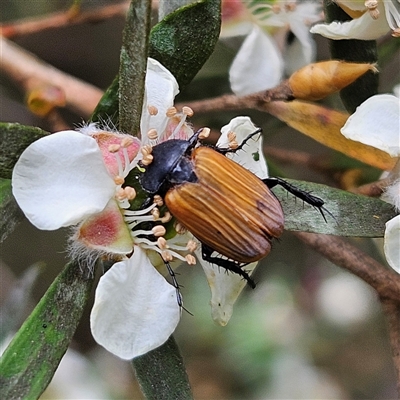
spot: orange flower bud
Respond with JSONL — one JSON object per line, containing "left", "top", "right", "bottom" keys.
{"left": 288, "top": 61, "right": 378, "bottom": 101}
{"left": 26, "top": 85, "right": 66, "bottom": 117}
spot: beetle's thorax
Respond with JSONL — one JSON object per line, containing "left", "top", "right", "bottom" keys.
{"left": 140, "top": 139, "right": 198, "bottom": 195}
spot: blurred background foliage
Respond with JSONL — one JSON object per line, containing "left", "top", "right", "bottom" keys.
{"left": 0, "top": 0, "right": 399, "bottom": 398}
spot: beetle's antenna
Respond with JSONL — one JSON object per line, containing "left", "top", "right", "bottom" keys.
{"left": 216, "top": 128, "right": 262, "bottom": 155}
{"left": 187, "top": 128, "right": 203, "bottom": 150}
{"left": 161, "top": 256, "right": 193, "bottom": 316}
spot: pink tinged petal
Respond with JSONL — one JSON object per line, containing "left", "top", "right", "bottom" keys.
{"left": 12, "top": 131, "right": 116, "bottom": 230}
{"left": 229, "top": 25, "right": 284, "bottom": 96}
{"left": 76, "top": 199, "right": 133, "bottom": 254}
{"left": 158, "top": 114, "right": 194, "bottom": 142}
{"left": 141, "top": 58, "right": 179, "bottom": 142}
{"left": 341, "top": 94, "right": 400, "bottom": 157}
{"left": 197, "top": 250, "right": 257, "bottom": 326}
{"left": 218, "top": 116, "right": 269, "bottom": 179}
{"left": 384, "top": 215, "right": 400, "bottom": 273}
{"left": 310, "top": 5, "right": 390, "bottom": 40}
{"left": 90, "top": 131, "right": 140, "bottom": 176}
{"left": 90, "top": 247, "right": 181, "bottom": 360}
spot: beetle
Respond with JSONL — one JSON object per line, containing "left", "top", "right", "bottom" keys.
{"left": 139, "top": 128, "right": 328, "bottom": 288}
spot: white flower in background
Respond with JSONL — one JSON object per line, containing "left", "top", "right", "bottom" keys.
{"left": 222, "top": 0, "right": 323, "bottom": 95}
{"left": 341, "top": 93, "right": 400, "bottom": 273}
{"left": 310, "top": 0, "right": 400, "bottom": 39}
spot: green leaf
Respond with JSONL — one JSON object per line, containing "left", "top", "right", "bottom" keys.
{"left": 132, "top": 335, "right": 193, "bottom": 400}
{"left": 0, "top": 178, "right": 23, "bottom": 244}
{"left": 324, "top": 0, "right": 378, "bottom": 113}
{"left": 273, "top": 179, "right": 397, "bottom": 237}
{"left": 0, "top": 123, "right": 49, "bottom": 179}
{"left": 149, "top": 0, "right": 221, "bottom": 89}
{"left": 92, "top": 0, "right": 221, "bottom": 123}
{"left": 119, "top": 0, "right": 152, "bottom": 134}
{"left": 91, "top": 74, "right": 120, "bottom": 125}
{"left": 0, "top": 261, "right": 94, "bottom": 400}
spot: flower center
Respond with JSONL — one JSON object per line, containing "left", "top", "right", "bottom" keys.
{"left": 104, "top": 127, "right": 198, "bottom": 266}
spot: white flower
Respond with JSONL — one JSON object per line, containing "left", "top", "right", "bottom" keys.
{"left": 341, "top": 94, "right": 400, "bottom": 157}
{"left": 12, "top": 58, "right": 197, "bottom": 359}
{"left": 310, "top": 0, "right": 400, "bottom": 40}
{"left": 340, "top": 93, "right": 400, "bottom": 273}
{"left": 222, "top": 0, "right": 322, "bottom": 95}
{"left": 91, "top": 247, "right": 181, "bottom": 359}
{"left": 12, "top": 59, "right": 271, "bottom": 356}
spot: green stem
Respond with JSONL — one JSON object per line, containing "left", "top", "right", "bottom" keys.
{"left": 119, "top": 0, "right": 152, "bottom": 135}
{"left": 132, "top": 335, "right": 193, "bottom": 400}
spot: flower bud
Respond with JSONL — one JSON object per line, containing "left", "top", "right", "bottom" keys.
{"left": 288, "top": 61, "right": 378, "bottom": 101}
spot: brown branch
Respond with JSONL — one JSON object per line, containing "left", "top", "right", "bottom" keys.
{"left": 351, "top": 178, "right": 391, "bottom": 197}
{"left": 294, "top": 231, "right": 400, "bottom": 394}
{"left": 0, "top": 36, "right": 103, "bottom": 119}
{"left": 293, "top": 232, "right": 400, "bottom": 302}
{"left": 0, "top": 2, "right": 130, "bottom": 39}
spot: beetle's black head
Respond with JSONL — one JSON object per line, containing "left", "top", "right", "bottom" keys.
{"left": 139, "top": 129, "right": 203, "bottom": 195}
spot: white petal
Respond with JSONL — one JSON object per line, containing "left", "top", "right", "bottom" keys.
{"left": 384, "top": 215, "right": 400, "bottom": 273}
{"left": 90, "top": 247, "right": 180, "bottom": 360}
{"left": 285, "top": 18, "right": 316, "bottom": 75}
{"left": 218, "top": 116, "right": 269, "bottom": 179}
{"left": 341, "top": 94, "right": 400, "bottom": 157}
{"left": 229, "top": 25, "right": 284, "bottom": 96}
{"left": 141, "top": 58, "right": 179, "bottom": 143}
{"left": 310, "top": 6, "right": 390, "bottom": 40}
{"left": 197, "top": 249, "right": 257, "bottom": 326}
{"left": 12, "top": 131, "right": 116, "bottom": 230}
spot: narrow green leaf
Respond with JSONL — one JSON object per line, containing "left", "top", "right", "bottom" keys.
{"left": 149, "top": 0, "right": 221, "bottom": 89}
{"left": 91, "top": 74, "right": 120, "bottom": 125}
{"left": 0, "top": 178, "right": 23, "bottom": 244}
{"left": 132, "top": 335, "right": 193, "bottom": 400}
{"left": 0, "top": 261, "right": 94, "bottom": 400}
{"left": 119, "top": 0, "right": 152, "bottom": 134}
{"left": 0, "top": 122, "right": 49, "bottom": 179}
{"left": 324, "top": 0, "right": 378, "bottom": 113}
{"left": 274, "top": 179, "right": 397, "bottom": 237}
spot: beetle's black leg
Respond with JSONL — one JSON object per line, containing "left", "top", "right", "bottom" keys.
{"left": 161, "top": 256, "right": 193, "bottom": 315}
{"left": 263, "top": 177, "right": 334, "bottom": 222}
{"left": 202, "top": 244, "right": 256, "bottom": 289}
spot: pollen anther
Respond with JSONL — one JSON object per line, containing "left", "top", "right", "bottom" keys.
{"left": 160, "top": 211, "right": 172, "bottom": 223}
{"left": 185, "top": 255, "right": 196, "bottom": 265}
{"left": 124, "top": 186, "right": 136, "bottom": 200}
{"left": 157, "top": 237, "right": 168, "bottom": 249}
{"left": 142, "top": 154, "right": 154, "bottom": 166}
{"left": 147, "top": 105, "right": 159, "bottom": 116}
{"left": 186, "top": 240, "right": 198, "bottom": 252}
{"left": 153, "top": 195, "right": 164, "bottom": 207}
{"left": 152, "top": 225, "right": 166, "bottom": 237}
{"left": 166, "top": 107, "right": 177, "bottom": 117}
{"left": 114, "top": 175, "right": 124, "bottom": 185}
{"left": 108, "top": 144, "right": 121, "bottom": 153}
{"left": 199, "top": 127, "right": 210, "bottom": 140}
{"left": 182, "top": 106, "right": 194, "bottom": 117}
{"left": 147, "top": 129, "right": 158, "bottom": 141}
